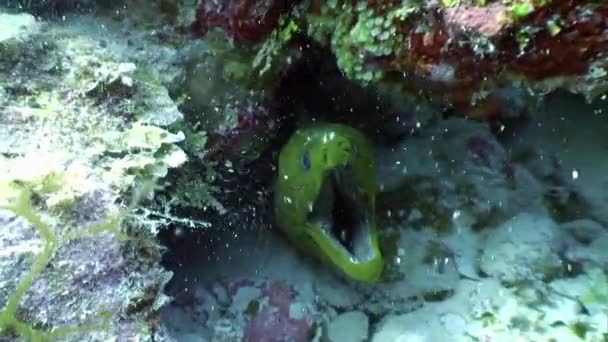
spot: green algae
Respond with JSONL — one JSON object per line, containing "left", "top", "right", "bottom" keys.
{"left": 253, "top": 16, "right": 300, "bottom": 76}
{"left": 0, "top": 185, "right": 121, "bottom": 340}
{"left": 305, "top": 0, "right": 419, "bottom": 83}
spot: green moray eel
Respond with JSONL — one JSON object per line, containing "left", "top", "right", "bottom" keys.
{"left": 274, "top": 123, "right": 383, "bottom": 282}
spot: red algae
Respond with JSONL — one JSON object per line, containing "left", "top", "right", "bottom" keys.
{"left": 191, "top": 0, "right": 295, "bottom": 42}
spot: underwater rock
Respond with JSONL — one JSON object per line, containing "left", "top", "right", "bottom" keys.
{"left": 507, "top": 92, "right": 608, "bottom": 226}
{"left": 375, "top": 117, "right": 546, "bottom": 235}
{"left": 0, "top": 4, "right": 206, "bottom": 340}
{"left": 190, "top": 0, "right": 296, "bottom": 43}
{"left": 0, "top": 12, "right": 39, "bottom": 42}
{"left": 243, "top": 281, "right": 314, "bottom": 342}
{"left": 205, "top": 97, "right": 278, "bottom": 167}
{"left": 562, "top": 219, "right": 608, "bottom": 271}
{"left": 325, "top": 311, "right": 369, "bottom": 342}
{"left": 177, "top": 37, "right": 284, "bottom": 168}
{"left": 372, "top": 309, "right": 454, "bottom": 342}
{"left": 298, "top": 0, "right": 608, "bottom": 117}
{"left": 0, "top": 176, "right": 171, "bottom": 341}
{"left": 0, "top": 12, "right": 41, "bottom": 67}
{"left": 0, "top": 211, "right": 42, "bottom": 308}
{"left": 548, "top": 268, "right": 608, "bottom": 340}
{"left": 314, "top": 273, "right": 365, "bottom": 311}
{"left": 443, "top": 2, "right": 508, "bottom": 37}
{"left": 212, "top": 318, "right": 245, "bottom": 341}
{"left": 3, "top": 0, "right": 97, "bottom": 17}
{"left": 561, "top": 219, "right": 607, "bottom": 246}
{"left": 85, "top": 62, "right": 138, "bottom": 101}
{"left": 550, "top": 268, "right": 608, "bottom": 316}
{"left": 372, "top": 275, "right": 603, "bottom": 341}
{"left": 479, "top": 213, "right": 564, "bottom": 284}
{"left": 348, "top": 230, "right": 460, "bottom": 319}
{"left": 164, "top": 278, "right": 319, "bottom": 341}
{"left": 5, "top": 2, "right": 608, "bottom": 342}
{"left": 370, "top": 278, "right": 505, "bottom": 341}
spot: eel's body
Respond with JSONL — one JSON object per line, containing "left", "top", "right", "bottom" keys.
{"left": 274, "top": 123, "right": 383, "bottom": 282}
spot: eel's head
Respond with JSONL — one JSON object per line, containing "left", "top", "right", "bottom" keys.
{"left": 274, "top": 124, "right": 383, "bottom": 282}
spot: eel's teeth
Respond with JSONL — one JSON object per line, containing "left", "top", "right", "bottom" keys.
{"left": 339, "top": 229, "right": 348, "bottom": 244}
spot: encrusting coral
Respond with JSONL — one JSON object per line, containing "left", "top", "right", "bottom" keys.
{"left": 191, "top": 0, "right": 608, "bottom": 119}
{"left": 302, "top": 0, "right": 608, "bottom": 116}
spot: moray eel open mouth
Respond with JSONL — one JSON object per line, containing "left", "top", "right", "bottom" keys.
{"left": 308, "top": 167, "right": 377, "bottom": 264}
{"left": 274, "top": 124, "right": 383, "bottom": 282}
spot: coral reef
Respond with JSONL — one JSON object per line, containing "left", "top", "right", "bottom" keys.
{"left": 0, "top": 2, "right": 229, "bottom": 339}
{"left": 274, "top": 0, "right": 608, "bottom": 117}
{"left": 3, "top": 0, "right": 608, "bottom": 341}
{"left": 183, "top": 0, "right": 608, "bottom": 126}
{"left": 0, "top": 0, "right": 298, "bottom": 337}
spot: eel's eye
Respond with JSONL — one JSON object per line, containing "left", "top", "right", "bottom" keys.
{"left": 302, "top": 152, "right": 311, "bottom": 170}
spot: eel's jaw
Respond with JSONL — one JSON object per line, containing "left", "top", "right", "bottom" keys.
{"left": 306, "top": 168, "right": 383, "bottom": 282}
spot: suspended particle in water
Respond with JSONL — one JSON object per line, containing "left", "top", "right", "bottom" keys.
{"left": 572, "top": 169, "right": 579, "bottom": 180}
